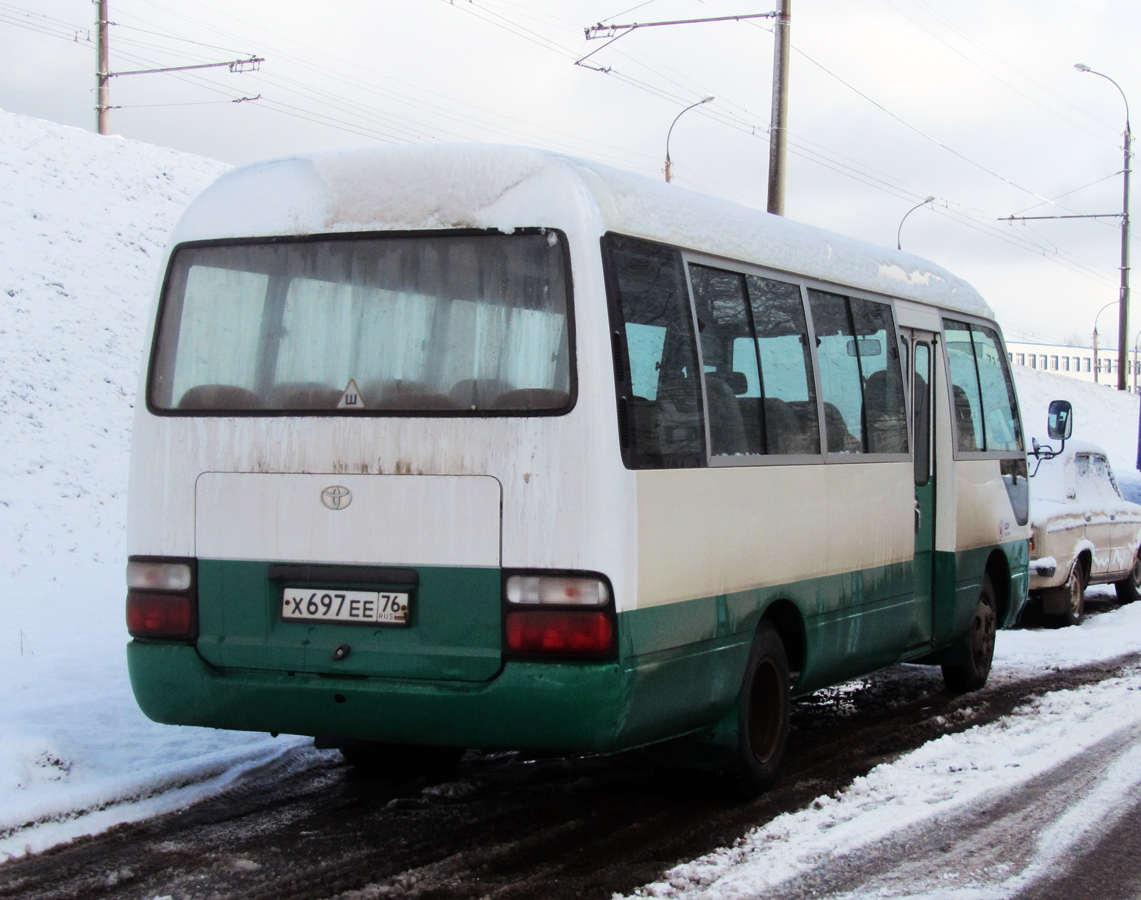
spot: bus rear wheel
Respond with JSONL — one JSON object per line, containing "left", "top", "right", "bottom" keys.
{"left": 942, "top": 574, "right": 996, "bottom": 693}
{"left": 734, "top": 621, "right": 791, "bottom": 797}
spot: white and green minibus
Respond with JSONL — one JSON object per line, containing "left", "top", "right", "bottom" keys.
{"left": 126, "top": 145, "right": 1029, "bottom": 792}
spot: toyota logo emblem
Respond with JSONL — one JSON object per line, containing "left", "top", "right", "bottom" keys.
{"left": 321, "top": 485, "right": 352, "bottom": 510}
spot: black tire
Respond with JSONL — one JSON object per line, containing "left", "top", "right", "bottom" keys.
{"left": 734, "top": 621, "right": 791, "bottom": 797}
{"left": 1115, "top": 547, "right": 1141, "bottom": 604}
{"left": 1046, "top": 563, "right": 1085, "bottom": 628}
{"left": 336, "top": 741, "right": 464, "bottom": 780}
{"left": 942, "top": 573, "right": 997, "bottom": 693}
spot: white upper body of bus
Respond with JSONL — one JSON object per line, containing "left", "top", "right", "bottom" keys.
{"left": 128, "top": 143, "right": 1002, "bottom": 620}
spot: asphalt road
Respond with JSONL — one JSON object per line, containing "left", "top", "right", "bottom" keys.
{"left": 1, "top": 625, "right": 1137, "bottom": 900}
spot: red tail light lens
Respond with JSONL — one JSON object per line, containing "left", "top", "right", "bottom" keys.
{"left": 505, "top": 610, "right": 614, "bottom": 656}
{"left": 127, "top": 591, "right": 195, "bottom": 639}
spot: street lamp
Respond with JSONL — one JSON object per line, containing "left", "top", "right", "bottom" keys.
{"left": 665, "top": 96, "right": 714, "bottom": 183}
{"left": 1093, "top": 299, "right": 1119, "bottom": 384}
{"left": 897, "top": 196, "right": 936, "bottom": 250}
{"left": 1075, "top": 63, "right": 1131, "bottom": 392}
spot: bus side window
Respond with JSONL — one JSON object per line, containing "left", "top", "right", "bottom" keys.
{"left": 688, "top": 264, "right": 821, "bottom": 458}
{"left": 850, "top": 297, "right": 908, "bottom": 454}
{"left": 807, "top": 291, "right": 907, "bottom": 455}
{"left": 746, "top": 274, "right": 820, "bottom": 455}
{"left": 603, "top": 234, "right": 705, "bottom": 469}
{"left": 944, "top": 320, "right": 985, "bottom": 452}
{"left": 690, "top": 265, "right": 754, "bottom": 456}
{"left": 807, "top": 290, "right": 865, "bottom": 453}
{"left": 971, "top": 325, "right": 1023, "bottom": 452}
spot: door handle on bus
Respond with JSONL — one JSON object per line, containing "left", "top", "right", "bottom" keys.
{"left": 915, "top": 500, "right": 921, "bottom": 533}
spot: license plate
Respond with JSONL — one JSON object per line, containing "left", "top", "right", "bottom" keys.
{"left": 281, "top": 588, "right": 409, "bottom": 626}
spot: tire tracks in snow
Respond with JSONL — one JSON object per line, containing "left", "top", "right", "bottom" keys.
{"left": 746, "top": 717, "right": 1141, "bottom": 900}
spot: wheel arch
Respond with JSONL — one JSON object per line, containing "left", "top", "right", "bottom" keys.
{"left": 760, "top": 598, "right": 806, "bottom": 679}
{"left": 985, "top": 549, "right": 1011, "bottom": 626}
{"left": 1075, "top": 547, "right": 1093, "bottom": 582}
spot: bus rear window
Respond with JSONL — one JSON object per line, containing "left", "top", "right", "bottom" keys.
{"left": 149, "top": 231, "right": 573, "bottom": 415}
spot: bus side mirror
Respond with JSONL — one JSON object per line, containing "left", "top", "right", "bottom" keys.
{"left": 1047, "top": 400, "right": 1073, "bottom": 441}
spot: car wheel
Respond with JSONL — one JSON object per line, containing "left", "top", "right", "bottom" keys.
{"left": 1047, "top": 563, "right": 1085, "bottom": 628}
{"left": 1115, "top": 546, "right": 1141, "bottom": 604}
{"left": 734, "top": 621, "right": 791, "bottom": 797}
{"left": 942, "top": 573, "right": 997, "bottom": 693}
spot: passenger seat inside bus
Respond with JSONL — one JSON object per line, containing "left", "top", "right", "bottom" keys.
{"left": 863, "top": 369, "right": 908, "bottom": 453}
{"left": 705, "top": 373, "right": 748, "bottom": 455}
{"left": 823, "top": 402, "right": 861, "bottom": 453}
{"left": 176, "top": 384, "right": 262, "bottom": 410}
{"left": 264, "top": 382, "right": 344, "bottom": 409}
{"left": 449, "top": 378, "right": 513, "bottom": 409}
{"left": 952, "top": 385, "right": 979, "bottom": 451}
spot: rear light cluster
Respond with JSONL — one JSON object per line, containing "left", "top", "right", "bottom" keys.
{"left": 503, "top": 573, "right": 615, "bottom": 658}
{"left": 126, "top": 558, "right": 197, "bottom": 640}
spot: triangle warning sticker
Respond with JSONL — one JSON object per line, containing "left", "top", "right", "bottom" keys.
{"left": 337, "top": 379, "right": 366, "bottom": 410}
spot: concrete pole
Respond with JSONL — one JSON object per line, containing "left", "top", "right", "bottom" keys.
{"left": 1118, "top": 119, "right": 1131, "bottom": 390}
{"left": 766, "top": 0, "right": 790, "bottom": 216}
{"left": 96, "top": 0, "right": 110, "bottom": 135}
{"left": 1093, "top": 328, "right": 1100, "bottom": 384}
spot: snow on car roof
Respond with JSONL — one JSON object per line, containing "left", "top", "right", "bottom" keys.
{"left": 169, "top": 143, "right": 994, "bottom": 319}
{"left": 1030, "top": 439, "right": 1129, "bottom": 521}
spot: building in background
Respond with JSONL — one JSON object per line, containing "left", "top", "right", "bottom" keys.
{"left": 1005, "top": 340, "right": 1139, "bottom": 393}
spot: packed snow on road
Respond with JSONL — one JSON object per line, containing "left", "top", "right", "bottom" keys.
{"left": 3, "top": 111, "right": 1141, "bottom": 899}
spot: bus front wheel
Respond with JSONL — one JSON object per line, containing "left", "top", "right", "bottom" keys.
{"left": 941, "top": 574, "right": 997, "bottom": 693}
{"left": 734, "top": 621, "right": 791, "bottom": 796}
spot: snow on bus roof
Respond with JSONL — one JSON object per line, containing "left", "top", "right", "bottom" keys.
{"left": 170, "top": 143, "right": 992, "bottom": 319}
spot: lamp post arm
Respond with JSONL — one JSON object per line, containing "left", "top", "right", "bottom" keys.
{"left": 664, "top": 96, "right": 713, "bottom": 183}
{"left": 896, "top": 196, "right": 935, "bottom": 250}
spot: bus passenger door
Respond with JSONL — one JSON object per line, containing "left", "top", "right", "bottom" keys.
{"left": 908, "top": 330, "right": 936, "bottom": 648}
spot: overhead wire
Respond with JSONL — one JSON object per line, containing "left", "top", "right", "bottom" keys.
{"left": 120, "top": 0, "right": 661, "bottom": 168}
{"left": 1, "top": 0, "right": 1126, "bottom": 288}
{"left": 906, "top": 0, "right": 1121, "bottom": 138}
{"left": 878, "top": 0, "right": 1120, "bottom": 148}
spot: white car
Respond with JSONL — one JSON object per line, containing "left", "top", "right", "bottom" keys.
{"left": 1028, "top": 440, "right": 1141, "bottom": 626}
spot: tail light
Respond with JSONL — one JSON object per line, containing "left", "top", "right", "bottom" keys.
{"left": 503, "top": 572, "right": 615, "bottom": 659}
{"left": 126, "top": 557, "right": 197, "bottom": 640}
{"left": 506, "top": 610, "right": 613, "bottom": 654}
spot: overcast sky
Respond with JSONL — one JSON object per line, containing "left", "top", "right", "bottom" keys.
{"left": 3, "top": 0, "right": 1139, "bottom": 351}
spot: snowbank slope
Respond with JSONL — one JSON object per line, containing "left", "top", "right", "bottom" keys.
{"left": 1014, "top": 365, "right": 1140, "bottom": 495}
{"left": 0, "top": 112, "right": 307, "bottom": 858}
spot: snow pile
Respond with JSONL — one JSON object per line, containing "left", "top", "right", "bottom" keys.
{"left": 0, "top": 112, "right": 308, "bottom": 859}
{"left": 1014, "top": 365, "right": 1141, "bottom": 498}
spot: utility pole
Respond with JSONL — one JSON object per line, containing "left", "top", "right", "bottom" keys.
{"left": 1074, "top": 64, "right": 1131, "bottom": 391}
{"left": 1119, "top": 115, "right": 1131, "bottom": 391}
{"left": 93, "top": 1, "right": 263, "bottom": 136}
{"left": 767, "top": 0, "right": 790, "bottom": 216}
{"left": 96, "top": 0, "right": 109, "bottom": 135}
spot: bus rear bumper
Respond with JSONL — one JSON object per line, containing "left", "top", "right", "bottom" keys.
{"left": 127, "top": 640, "right": 643, "bottom": 753}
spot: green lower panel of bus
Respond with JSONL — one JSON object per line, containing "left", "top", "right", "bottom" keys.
{"left": 127, "top": 636, "right": 749, "bottom": 753}
{"left": 127, "top": 542, "right": 1027, "bottom": 752}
